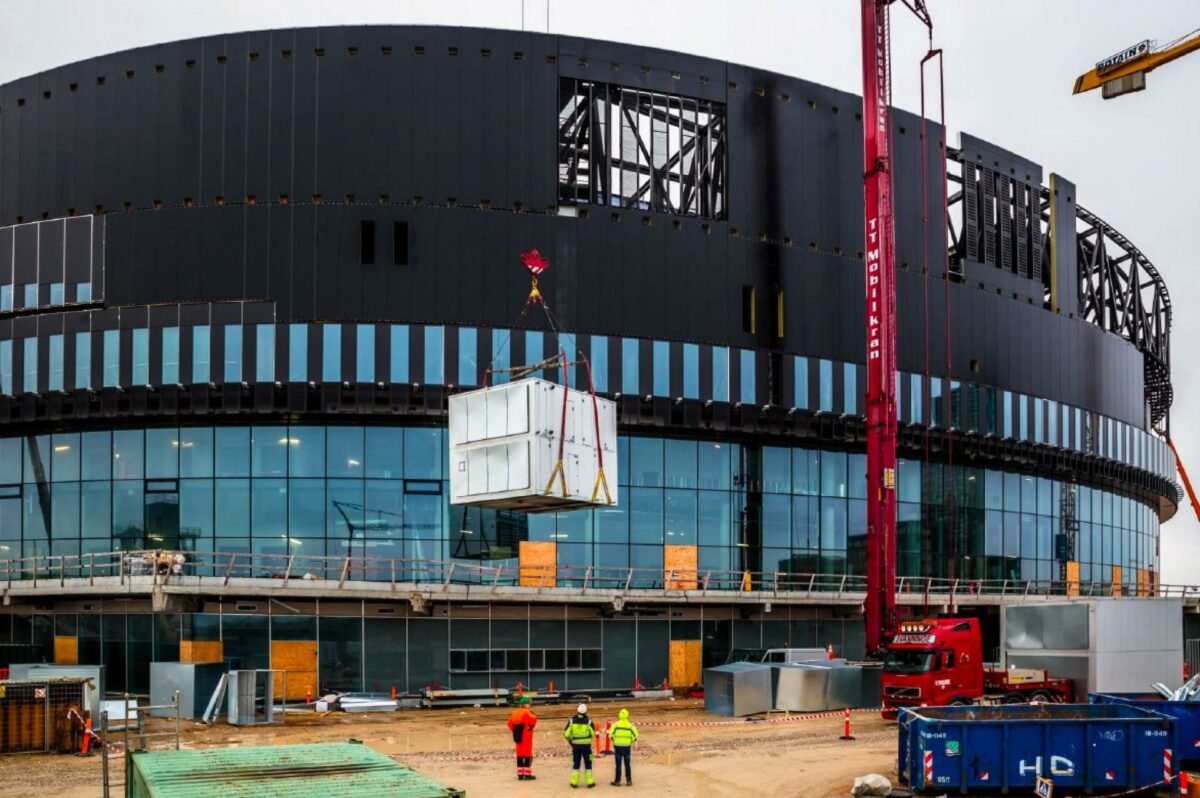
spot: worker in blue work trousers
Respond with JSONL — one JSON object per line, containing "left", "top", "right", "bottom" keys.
{"left": 609, "top": 708, "right": 639, "bottom": 786}
{"left": 563, "top": 702, "right": 598, "bottom": 788}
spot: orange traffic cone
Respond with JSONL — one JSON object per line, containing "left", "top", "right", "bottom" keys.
{"left": 634, "top": 677, "right": 643, "bottom": 691}
{"left": 390, "top": 685, "right": 398, "bottom": 700}
{"left": 839, "top": 708, "right": 855, "bottom": 741}
{"left": 516, "top": 681, "right": 524, "bottom": 696}
{"left": 548, "top": 680, "right": 555, "bottom": 694}
{"left": 306, "top": 689, "right": 313, "bottom": 704}
{"left": 604, "top": 720, "right": 613, "bottom": 755}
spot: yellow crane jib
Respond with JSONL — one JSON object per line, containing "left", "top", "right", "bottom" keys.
{"left": 1073, "top": 29, "right": 1200, "bottom": 99}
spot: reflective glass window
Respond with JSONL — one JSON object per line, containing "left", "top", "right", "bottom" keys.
{"left": 48, "top": 334, "right": 63, "bottom": 391}
{"left": 251, "top": 479, "right": 288, "bottom": 540}
{"left": 76, "top": 282, "right": 91, "bottom": 302}
{"left": 847, "top": 453, "right": 867, "bottom": 498}
{"left": 559, "top": 332, "right": 576, "bottom": 387}
{"left": 22, "top": 337, "right": 37, "bottom": 392}
{"left": 288, "top": 426, "right": 326, "bottom": 477}
{"left": 457, "top": 327, "right": 476, "bottom": 386}
{"left": 178, "top": 428, "right": 214, "bottom": 478}
{"left": 288, "top": 479, "right": 325, "bottom": 538}
{"left": 288, "top": 324, "right": 307, "bottom": 382}
{"left": 698, "top": 441, "right": 731, "bottom": 490}
{"left": 1002, "top": 391, "right": 1013, "bottom": 437}
{"left": 629, "top": 437, "right": 664, "bottom": 487}
{"left": 910, "top": 374, "right": 923, "bottom": 424}
{"left": 255, "top": 325, "right": 274, "bottom": 382}
{"left": 794, "top": 356, "right": 808, "bottom": 409}
{"left": 653, "top": 340, "right": 669, "bottom": 396}
{"left": 424, "top": 326, "right": 444, "bottom": 384}
{"left": 81, "top": 431, "right": 111, "bottom": 480}
{"left": 682, "top": 343, "right": 699, "bottom": 399}
{"left": 629, "top": 487, "right": 663, "bottom": 544}
{"left": 1047, "top": 400, "right": 1058, "bottom": 446}
{"left": 821, "top": 451, "right": 847, "bottom": 497}
{"left": 490, "top": 329, "right": 510, "bottom": 385}
{"left": 112, "top": 481, "right": 143, "bottom": 546}
{"left": 365, "top": 428, "right": 403, "bottom": 478}
{"left": 357, "top": 324, "right": 375, "bottom": 383}
{"left": 162, "top": 327, "right": 179, "bottom": 384}
{"left": 762, "top": 447, "right": 791, "bottom": 493}
{"left": 22, "top": 284, "right": 36, "bottom": 308}
{"left": 950, "top": 380, "right": 961, "bottom": 428}
{"left": 897, "top": 458, "right": 921, "bottom": 503}
{"left": 252, "top": 426, "right": 289, "bottom": 477}
{"left": 819, "top": 359, "right": 833, "bottom": 412}
{"left": 793, "top": 449, "right": 820, "bottom": 495}
{"left": 664, "top": 489, "right": 697, "bottom": 545}
{"left": 80, "top": 482, "right": 111, "bottom": 538}
{"left": 621, "top": 339, "right": 639, "bottom": 394}
{"left": 739, "top": 349, "right": 755, "bottom": 404}
{"left": 192, "top": 326, "right": 210, "bottom": 384}
{"left": 214, "top": 480, "right": 250, "bottom": 537}
{"left": 404, "top": 428, "right": 443, "bottom": 480}
{"left": 1018, "top": 394, "right": 1028, "bottom": 441}
{"left": 0, "top": 285, "right": 10, "bottom": 311}
{"left": 819, "top": 498, "right": 847, "bottom": 551}
{"left": 50, "top": 433, "right": 80, "bottom": 482}
{"left": 223, "top": 325, "right": 242, "bottom": 383}
{"left": 327, "top": 427, "right": 364, "bottom": 478}
{"left": 590, "top": 335, "right": 607, "bottom": 393}
{"left": 112, "top": 429, "right": 144, "bottom": 479}
{"left": 322, "top": 324, "right": 341, "bottom": 382}
{"left": 930, "top": 379, "right": 943, "bottom": 427}
{"left": 50, "top": 283, "right": 64, "bottom": 305}
{"left": 0, "top": 340, "right": 9, "bottom": 394}
{"left": 843, "top": 362, "right": 857, "bottom": 414}
{"left": 179, "top": 479, "right": 213, "bottom": 540}
{"left": 518, "top": 331, "right": 541, "bottom": 382}
{"left": 215, "top": 427, "right": 250, "bottom": 477}
{"left": 390, "top": 325, "right": 409, "bottom": 383}
{"left": 145, "top": 428, "right": 180, "bottom": 479}
{"left": 23, "top": 434, "right": 48, "bottom": 484}
{"left": 712, "top": 347, "right": 729, "bottom": 402}
{"left": 130, "top": 329, "right": 148, "bottom": 385}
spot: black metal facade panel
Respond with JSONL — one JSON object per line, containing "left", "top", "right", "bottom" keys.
{"left": 0, "top": 26, "right": 1154, "bottom": 427}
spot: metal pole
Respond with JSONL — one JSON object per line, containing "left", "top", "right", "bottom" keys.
{"left": 43, "top": 684, "right": 49, "bottom": 752}
{"left": 174, "top": 690, "right": 180, "bottom": 750}
{"left": 100, "top": 709, "right": 110, "bottom": 798}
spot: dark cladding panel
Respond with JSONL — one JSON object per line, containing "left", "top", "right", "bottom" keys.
{"left": 243, "top": 31, "right": 274, "bottom": 202}
{"left": 1049, "top": 173, "right": 1078, "bottom": 319}
{"left": 433, "top": 29, "right": 464, "bottom": 205}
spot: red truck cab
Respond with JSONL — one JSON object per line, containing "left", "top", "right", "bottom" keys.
{"left": 881, "top": 619, "right": 984, "bottom": 719}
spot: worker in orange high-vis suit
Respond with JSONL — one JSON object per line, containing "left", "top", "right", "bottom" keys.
{"left": 506, "top": 695, "right": 539, "bottom": 780}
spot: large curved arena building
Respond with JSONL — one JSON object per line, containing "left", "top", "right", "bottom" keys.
{"left": 0, "top": 27, "right": 1177, "bottom": 694}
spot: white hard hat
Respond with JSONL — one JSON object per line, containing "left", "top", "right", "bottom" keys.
{"left": 577, "top": 703, "right": 588, "bottom": 714}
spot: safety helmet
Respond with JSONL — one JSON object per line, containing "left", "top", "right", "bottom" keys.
{"left": 618, "top": 708, "right": 629, "bottom": 720}
{"left": 518, "top": 696, "right": 532, "bottom": 705}
{"left": 577, "top": 703, "right": 588, "bottom": 715}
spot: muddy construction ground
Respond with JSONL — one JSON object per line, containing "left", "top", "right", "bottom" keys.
{"left": 0, "top": 699, "right": 898, "bottom": 797}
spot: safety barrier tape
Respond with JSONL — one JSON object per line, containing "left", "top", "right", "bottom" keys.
{"left": 641, "top": 707, "right": 882, "bottom": 728}
{"left": 1097, "top": 771, "right": 1176, "bottom": 798}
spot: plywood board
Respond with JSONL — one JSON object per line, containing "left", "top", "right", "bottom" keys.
{"left": 664, "top": 545, "right": 698, "bottom": 590}
{"left": 54, "top": 636, "right": 78, "bottom": 665}
{"left": 519, "top": 541, "right": 556, "bottom": 587}
{"left": 669, "top": 640, "right": 702, "bottom": 690}
{"left": 1065, "top": 561, "right": 1080, "bottom": 597}
{"left": 271, "top": 640, "right": 318, "bottom": 700}
{"left": 1112, "top": 565, "right": 1123, "bottom": 597}
{"left": 180, "top": 640, "right": 224, "bottom": 663}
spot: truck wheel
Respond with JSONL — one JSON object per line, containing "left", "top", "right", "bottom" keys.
{"left": 948, "top": 699, "right": 969, "bottom": 707}
{"left": 1029, "top": 691, "right": 1052, "bottom": 704}
{"left": 1002, "top": 693, "right": 1025, "bottom": 704}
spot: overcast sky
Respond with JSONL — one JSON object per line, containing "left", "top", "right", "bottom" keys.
{"left": 1, "top": 1, "right": 1197, "bottom": 583}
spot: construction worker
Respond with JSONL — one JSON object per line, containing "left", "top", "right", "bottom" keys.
{"left": 609, "top": 708, "right": 639, "bottom": 786}
{"left": 506, "top": 695, "right": 538, "bottom": 780}
{"left": 563, "top": 702, "right": 597, "bottom": 788}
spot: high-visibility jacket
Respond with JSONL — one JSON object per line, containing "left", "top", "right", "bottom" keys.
{"left": 507, "top": 706, "right": 538, "bottom": 757}
{"left": 563, "top": 714, "right": 596, "bottom": 744}
{"left": 610, "top": 717, "right": 638, "bottom": 746}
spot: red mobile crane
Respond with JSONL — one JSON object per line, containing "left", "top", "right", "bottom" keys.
{"left": 860, "top": 0, "right": 934, "bottom": 654}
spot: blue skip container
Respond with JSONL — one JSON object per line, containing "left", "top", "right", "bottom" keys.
{"left": 899, "top": 703, "right": 1176, "bottom": 794}
{"left": 1090, "top": 692, "right": 1200, "bottom": 768}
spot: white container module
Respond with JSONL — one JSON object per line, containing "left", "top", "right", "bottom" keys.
{"left": 449, "top": 377, "right": 619, "bottom": 512}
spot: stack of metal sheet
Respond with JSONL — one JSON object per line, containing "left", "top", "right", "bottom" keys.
{"left": 770, "top": 660, "right": 864, "bottom": 712}
{"left": 1150, "top": 674, "right": 1200, "bottom": 701}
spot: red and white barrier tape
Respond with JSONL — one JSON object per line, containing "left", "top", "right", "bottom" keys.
{"left": 642, "top": 707, "right": 881, "bottom": 728}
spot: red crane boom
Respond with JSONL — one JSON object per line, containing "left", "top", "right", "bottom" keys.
{"left": 860, "top": 0, "right": 934, "bottom": 654}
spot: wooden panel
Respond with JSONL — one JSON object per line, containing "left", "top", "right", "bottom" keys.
{"left": 664, "top": 545, "right": 698, "bottom": 590}
{"left": 1112, "top": 565, "right": 1123, "bottom": 597}
{"left": 54, "top": 636, "right": 78, "bottom": 665}
{"left": 668, "top": 640, "right": 702, "bottom": 690}
{"left": 519, "top": 541, "right": 556, "bottom": 587}
{"left": 180, "top": 640, "right": 224, "bottom": 663}
{"left": 1065, "top": 561, "right": 1080, "bottom": 597}
{"left": 271, "top": 640, "right": 318, "bottom": 700}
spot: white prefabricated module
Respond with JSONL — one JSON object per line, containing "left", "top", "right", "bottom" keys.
{"left": 448, "top": 377, "right": 619, "bottom": 512}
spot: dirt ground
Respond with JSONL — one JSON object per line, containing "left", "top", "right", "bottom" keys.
{"left": 0, "top": 699, "right": 899, "bottom": 797}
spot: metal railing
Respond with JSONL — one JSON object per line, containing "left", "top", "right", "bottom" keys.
{"left": 100, "top": 691, "right": 180, "bottom": 798}
{"left": 0, "top": 548, "right": 1181, "bottom": 601}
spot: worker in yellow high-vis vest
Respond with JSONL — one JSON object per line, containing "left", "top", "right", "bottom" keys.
{"left": 562, "top": 703, "right": 597, "bottom": 788}
{"left": 609, "top": 708, "right": 639, "bottom": 786}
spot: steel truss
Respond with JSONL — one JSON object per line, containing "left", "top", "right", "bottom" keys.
{"left": 558, "top": 78, "right": 727, "bottom": 219}
{"left": 945, "top": 148, "right": 1172, "bottom": 427}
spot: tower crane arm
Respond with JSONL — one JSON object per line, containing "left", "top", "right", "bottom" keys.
{"left": 1073, "top": 30, "right": 1200, "bottom": 96}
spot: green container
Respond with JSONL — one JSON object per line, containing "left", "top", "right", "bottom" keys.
{"left": 127, "top": 741, "right": 463, "bottom": 798}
